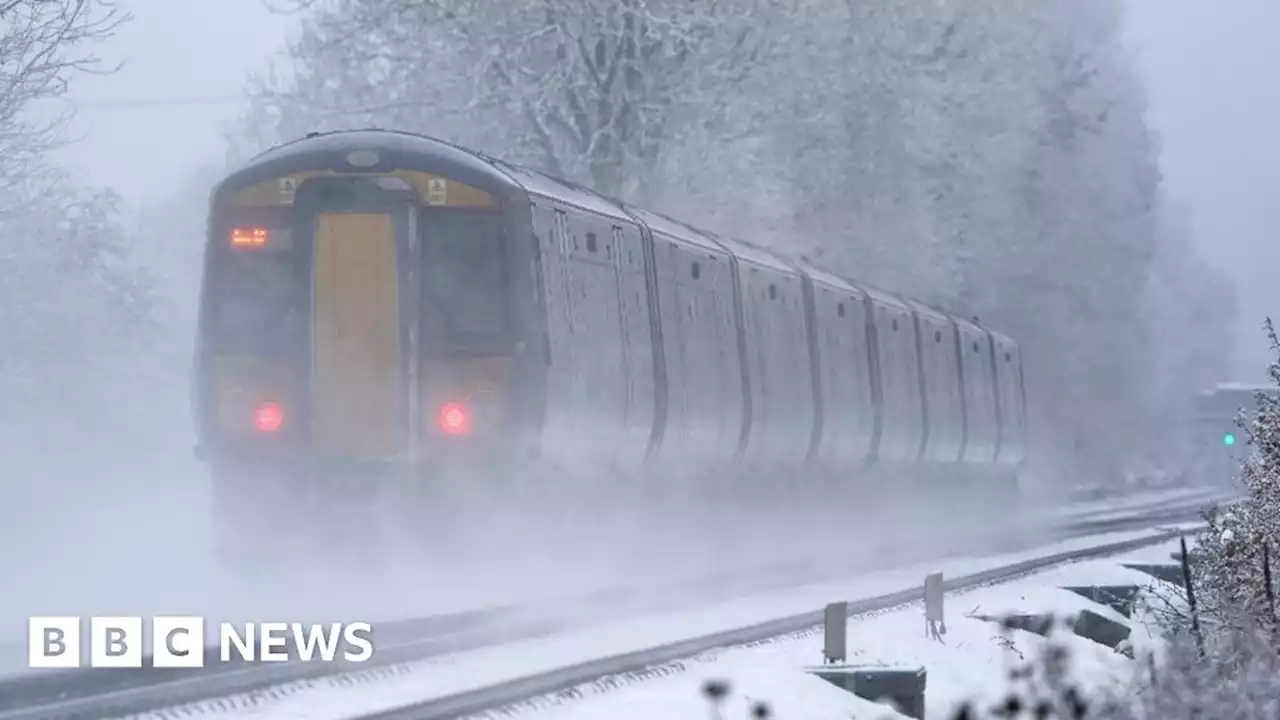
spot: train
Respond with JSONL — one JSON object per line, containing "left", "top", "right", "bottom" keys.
{"left": 1190, "top": 383, "right": 1275, "bottom": 485}
{"left": 192, "top": 129, "right": 1029, "bottom": 551}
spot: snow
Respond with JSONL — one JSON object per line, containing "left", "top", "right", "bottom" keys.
{"left": 127, "top": 530, "right": 1198, "bottom": 720}
{"left": 497, "top": 542, "right": 1187, "bottom": 720}
{"left": 1052, "top": 486, "right": 1235, "bottom": 523}
{"left": 502, "top": 665, "right": 916, "bottom": 720}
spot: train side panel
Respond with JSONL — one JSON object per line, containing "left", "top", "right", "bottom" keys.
{"left": 990, "top": 330, "right": 1028, "bottom": 466}
{"left": 911, "top": 303, "right": 965, "bottom": 464}
{"left": 732, "top": 256, "right": 814, "bottom": 468}
{"left": 529, "top": 202, "right": 583, "bottom": 462}
{"left": 800, "top": 266, "right": 877, "bottom": 467}
{"left": 955, "top": 316, "right": 999, "bottom": 464}
{"left": 609, "top": 223, "right": 658, "bottom": 458}
{"left": 865, "top": 291, "right": 923, "bottom": 464}
{"left": 646, "top": 223, "right": 743, "bottom": 465}
{"left": 530, "top": 198, "right": 651, "bottom": 467}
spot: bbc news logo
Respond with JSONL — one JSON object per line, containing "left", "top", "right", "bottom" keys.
{"left": 28, "top": 617, "right": 374, "bottom": 668}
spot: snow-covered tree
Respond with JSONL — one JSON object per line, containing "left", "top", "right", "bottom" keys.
{"left": 234, "top": 0, "right": 793, "bottom": 202}
{"left": 227, "top": 0, "right": 1235, "bottom": 487}
{"left": 0, "top": 170, "right": 166, "bottom": 454}
{"left": 0, "top": 2, "right": 171, "bottom": 455}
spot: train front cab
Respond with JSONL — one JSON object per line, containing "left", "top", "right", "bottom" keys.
{"left": 196, "top": 156, "right": 529, "bottom": 540}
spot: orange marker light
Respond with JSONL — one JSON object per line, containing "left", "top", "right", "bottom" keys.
{"left": 230, "top": 227, "right": 268, "bottom": 247}
{"left": 438, "top": 402, "right": 471, "bottom": 436}
{"left": 254, "top": 402, "right": 284, "bottom": 433}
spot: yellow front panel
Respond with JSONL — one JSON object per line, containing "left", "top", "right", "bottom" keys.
{"left": 311, "top": 213, "right": 402, "bottom": 457}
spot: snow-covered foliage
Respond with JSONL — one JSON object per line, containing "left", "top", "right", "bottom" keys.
{"left": 0, "top": 168, "right": 172, "bottom": 456}
{"left": 0, "top": 2, "right": 178, "bottom": 456}
{"left": 961, "top": 321, "right": 1280, "bottom": 718}
{"left": 229, "top": 0, "right": 1236, "bottom": 486}
{"left": 934, "top": 622, "right": 1280, "bottom": 718}
{"left": 1185, "top": 319, "right": 1280, "bottom": 631}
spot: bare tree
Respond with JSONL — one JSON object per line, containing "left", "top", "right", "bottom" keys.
{"left": 236, "top": 0, "right": 790, "bottom": 200}
{"left": 0, "top": 1, "right": 128, "bottom": 215}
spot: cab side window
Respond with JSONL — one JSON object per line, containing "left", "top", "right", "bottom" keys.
{"left": 419, "top": 209, "right": 510, "bottom": 353}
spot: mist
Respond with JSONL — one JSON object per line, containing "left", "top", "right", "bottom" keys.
{"left": 0, "top": 0, "right": 1250, "bottom": 681}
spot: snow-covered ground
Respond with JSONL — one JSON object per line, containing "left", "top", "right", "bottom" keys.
{"left": 1052, "top": 485, "right": 1235, "bottom": 523}
{"left": 129, "top": 526, "right": 1199, "bottom": 720}
{"left": 501, "top": 538, "right": 1190, "bottom": 720}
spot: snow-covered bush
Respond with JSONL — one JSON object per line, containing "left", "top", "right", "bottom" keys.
{"left": 1189, "top": 318, "right": 1280, "bottom": 633}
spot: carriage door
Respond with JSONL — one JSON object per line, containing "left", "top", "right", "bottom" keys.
{"left": 296, "top": 176, "right": 419, "bottom": 460}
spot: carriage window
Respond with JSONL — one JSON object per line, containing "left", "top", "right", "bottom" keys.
{"left": 420, "top": 210, "right": 509, "bottom": 345}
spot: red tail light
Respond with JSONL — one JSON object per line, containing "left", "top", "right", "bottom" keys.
{"left": 254, "top": 402, "right": 284, "bottom": 433}
{"left": 437, "top": 401, "right": 471, "bottom": 436}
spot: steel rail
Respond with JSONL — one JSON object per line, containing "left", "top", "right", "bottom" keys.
{"left": 354, "top": 525, "right": 1197, "bottom": 720}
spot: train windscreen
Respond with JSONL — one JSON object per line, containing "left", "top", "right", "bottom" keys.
{"left": 419, "top": 209, "right": 510, "bottom": 356}
{"left": 209, "top": 217, "right": 300, "bottom": 355}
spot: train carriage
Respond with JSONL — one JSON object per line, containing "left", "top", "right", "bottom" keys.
{"left": 193, "top": 129, "right": 1029, "bottom": 549}
{"left": 195, "top": 132, "right": 544, "bottom": 478}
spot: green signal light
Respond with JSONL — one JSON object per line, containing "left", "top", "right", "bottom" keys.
{"left": 1223, "top": 433, "right": 1236, "bottom": 446}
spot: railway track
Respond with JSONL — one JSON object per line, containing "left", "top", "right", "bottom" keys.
{"left": 354, "top": 526, "right": 1197, "bottom": 720}
{"left": 0, "top": 490, "right": 1227, "bottom": 720}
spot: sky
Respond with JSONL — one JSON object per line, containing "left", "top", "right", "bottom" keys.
{"left": 44, "top": 0, "right": 1280, "bottom": 382}
{"left": 46, "top": 0, "right": 294, "bottom": 197}
{"left": 1121, "top": 0, "right": 1280, "bottom": 381}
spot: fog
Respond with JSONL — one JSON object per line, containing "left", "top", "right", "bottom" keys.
{"left": 0, "top": 0, "right": 1259, "bottom": 681}
{"left": 1123, "top": 0, "right": 1280, "bottom": 382}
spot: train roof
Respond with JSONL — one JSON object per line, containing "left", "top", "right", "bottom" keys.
{"left": 490, "top": 158, "right": 632, "bottom": 220}
{"left": 952, "top": 314, "right": 988, "bottom": 336}
{"left": 902, "top": 299, "right": 949, "bottom": 323}
{"left": 623, "top": 206, "right": 726, "bottom": 255}
{"left": 217, "top": 129, "right": 526, "bottom": 203}
{"left": 711, "top": 234, "right": 796, "bottom": 274}
{"left": 860, "top": 284, "right": 910, "bottom": 311}
{"left": 792, "top": 260, "right": 865, "bottom": 296}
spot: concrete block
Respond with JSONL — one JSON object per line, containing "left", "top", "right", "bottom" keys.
{"left": 974, "top": 612, "right": 1055, "bottom": 637}
{"left": 806, "top": 664, "right": 926, "bottom": 719}
{"left": 1122, "top": 563, "right": 1184, "bottom": 584}
{"left": 1061, "top": 585, "right": 1141, "bottom": 617}
{"left": 975, "top": 610, "right": 1130, "bottom": 653}
{"left": 1071, "top": 608, "right": 1131, "bottom": 649}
